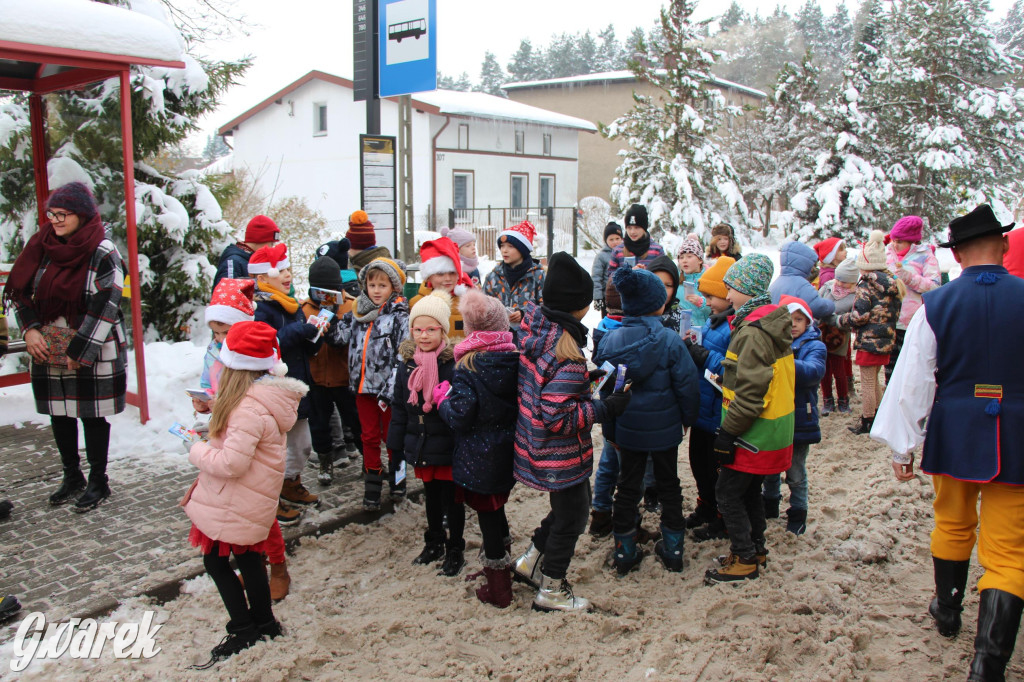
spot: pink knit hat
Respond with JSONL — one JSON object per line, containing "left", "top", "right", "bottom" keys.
{"left": 889, "top": 215, "right": 924, "bottom": 243}
{"left": 458, "top": 289, "right": 509, "bottom": 333}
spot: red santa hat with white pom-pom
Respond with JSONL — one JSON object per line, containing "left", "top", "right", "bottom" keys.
{"left": 419, "top": 237, "right": 474, "bottom": 296}
{"left": 219, "top": 321, "right": 288, "bottom": 376}
{"left": 248, "top": 243, "right": 290, "bottom": 278}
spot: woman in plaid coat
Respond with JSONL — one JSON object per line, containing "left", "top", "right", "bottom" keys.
{"left": 3, "top": 183, "right": 127, "bottom": 513}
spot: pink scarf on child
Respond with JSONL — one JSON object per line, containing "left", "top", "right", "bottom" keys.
{"left": 454, "top": 331, "right": 516, "bottom": 362}
{"left": 408, "top": 339, "right": 448, "bottom": 413}
{"left": 832, "top": 280, "right": 856, "bottom": 300}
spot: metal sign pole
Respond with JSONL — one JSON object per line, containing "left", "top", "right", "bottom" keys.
{"left": 398, "top": 95, "right": 415, "bottom": 261}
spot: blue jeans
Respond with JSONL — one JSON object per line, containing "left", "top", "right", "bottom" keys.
{"left": 592, "top": 441, "right": 655, "bottom": 512}
{"left": 763, "top": 443, "right": 810, "bottom": 511}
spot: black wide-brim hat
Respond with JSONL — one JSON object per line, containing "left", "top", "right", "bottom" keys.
{"left": 939, "top": 204, "right": 1014, "bottom": 248}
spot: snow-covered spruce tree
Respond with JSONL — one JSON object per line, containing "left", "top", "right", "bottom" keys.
{"left": 791, "top": 0, "right": 892, "bottom": 241}
{"left": 478, "top": 52, "right": 507, "bottom": 97}
{"left": 728, "top": 52, "right": 825, "bottom": 235}
{"left": 869, "top": 0, "right": 1024, "bottom": 230}
{"left": 0, "top": 0, "right": 249, "bottom": 341}
{"left": 603, "top": 0, "right": 749, "bottom": 238}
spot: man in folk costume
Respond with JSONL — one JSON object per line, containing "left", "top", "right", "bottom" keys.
{"left": 872, "top": 205, "right": 1024, "bottom": 682}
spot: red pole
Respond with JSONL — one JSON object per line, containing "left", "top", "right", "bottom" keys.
{"left": 119, "top": 69, "right": 149, "bottom": 424}
{"left": 28, "top": 94, "right": 49, "bottom": 226}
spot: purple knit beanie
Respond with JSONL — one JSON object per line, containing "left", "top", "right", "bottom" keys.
{"left": 47, "top": 182, "right": 98, "bottom": 220}
{"left": 889, "top": 215, "right": 924, "bottom": 243}
{"left": 459, "top": 288, "right": 509, "bottom": 333}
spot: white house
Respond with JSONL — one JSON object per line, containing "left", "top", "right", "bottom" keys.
{"left": 218, "top": 71, "right": 595, "bottom": 256}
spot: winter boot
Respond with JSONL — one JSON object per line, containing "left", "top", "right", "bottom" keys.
{"left": 588, "top": 509, "right": 613, "bottom": 538}
{"left": 848, "top": 416, "right": 874, "bottom": 435}
{"left": 49, "top": 468, "right": 87, "bottom": 506}
{"left": 413, "top": 531, "right": 446, "bottom": 565}
{"left": 257, "top": 619, "right": 283, "bottom": 640}
{"left": 821, "top": 397, "right": 835, "bottom": 416}
{"left": 753, "top": 539, "right": 769, "bottom": 568}
{"left": 512, "top": 543, "right": 544, "bottom": 588}
{"left": 704, "top": 553, "right": 759, "bottom": 585}
{"left": 532, "top": 573, "right": 592, "bottom": 613}
{"left": 654, "top": 525, "right": 685, "bottom": 572}
{"left": 612, "top": 530, "right": 644, "bottom": 576}
{"left": 786, "top": 508, "right": 808, "bottom": 535}
{"left": 439, "top": 539, "right": 466, "bottom": 577}
{"left": 195, "top": 621, "right": 261, "bottom": 669}
{"left": 0, "top": 595, "right": 22, "bottom": 624}
{"left": 389, "top": 470, "right": 407, "bottom": 501}
{"left": 475, "top": 554, "right": 513, "bottom": 608}
{"left": 0, "top": 499, "right": 11, "bottom": 520}
{"left": 837, "top": 397, "right": 852, "bottom": 413}
{"left": 363, "top": 469, "right": 383, "bottom": 511}
{"left": 276, "top": 502, "right": 301, "bottom": 527}
{"left": 692, "top": 516, "right": 728, "bottom": 542}
{"left": 928, "top": 556, "right": 970, "bottom": 638}
{"left": 762, "top": 495, "right": 781, "bottom": 519}
{"left": 968, "top": 589, "right": 1024, "bottom": 682}
{"left": 269, "top": 561, "right": 291, "bottom": 601}
{"left": 73, "top": 474, "right": 110, "bottom": 513}
{"left": 685, "top": 499, "right": 715, "bottom": 529}
{"left": 718, "top": 547, "right": 768, "bottom": 569}
{"left": 316, "top": 453, "right": 333, "bottom": 486}
{"left": 643, "top": 487, "right": 661, "bottom": 514}
{"left": 281, "top": 476, "right": 319, "bottom": 507}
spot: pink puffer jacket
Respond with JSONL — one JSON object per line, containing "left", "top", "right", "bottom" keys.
{"left": 184, "top": 376, "right": 308, "bottom": 545}
{"left": 886, "top": 242, "right": 940, "bottom": 329}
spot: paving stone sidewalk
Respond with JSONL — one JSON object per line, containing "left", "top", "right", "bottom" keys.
{"left": 0, "top": 422, "right": 416, "bottom": 640}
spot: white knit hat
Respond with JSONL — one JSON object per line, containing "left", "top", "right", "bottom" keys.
{"left": 856, "top": 230, "right": 888, "bottom": 271}
{"left": 409, "top": 290, "right": 452, "bottom": 335}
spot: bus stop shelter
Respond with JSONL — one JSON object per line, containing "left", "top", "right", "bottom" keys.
{"left": 0, "top": 0, "right": 188, "bottom": 423}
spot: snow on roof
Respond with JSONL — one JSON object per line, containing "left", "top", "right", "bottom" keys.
{"left": 414, "top": 90, "right": 597, "bottom": 132}
{"left": 503, "top": 70, "right": 767, "bottom": 100}
{"left": 0, "top": 0, "right": 184, "bottom": 64}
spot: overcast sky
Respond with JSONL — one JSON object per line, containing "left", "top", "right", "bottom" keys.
{"left": 191, "top": 0, "right": 1016, "bottom": 147}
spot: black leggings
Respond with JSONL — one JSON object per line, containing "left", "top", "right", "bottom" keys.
{"left": 477, "top": 507, "right": 510, "bottom": 561}
{"left": 203, "top": 546, "right": 274, "bottom": 628}
{"left": 51, "top": 416, "right": 109, "bottom": 478}
{"left": 423, "top": 480, "right": 465, "bottom": 549}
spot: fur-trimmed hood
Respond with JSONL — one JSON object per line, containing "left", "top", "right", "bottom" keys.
{"left": 249, "top": 375, "right": 309, "bottom": 434}
{"left": 398, "top": 337, "right": 455, "bottom": 363}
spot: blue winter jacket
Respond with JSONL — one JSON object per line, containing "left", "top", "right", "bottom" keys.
{"left": 591, "top": 315, "right": 623, "bottom": 354}
{"left": 695, "top": 307, "right": 733, "bottom": 434}
{"left": 594, "top": 315, "right": 700, "bottom": 450}
{"left": 213, "top": 243, "right": 253, "bottom": 288}
{"left": 253, "top": 296, "right": 321, "bottom": 419}
{"left": 792, "top": 324, "right": 827, "bottom": 445}
{"left": 769, "top": 241, "right": 836, "bottom": 320}
{"left": 440, "top": 350, "right": 520, "bottom": 495}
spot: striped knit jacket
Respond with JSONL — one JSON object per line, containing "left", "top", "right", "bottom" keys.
{"left": 720, "top": 304, "right": 795, "bottom": 475}
{"left": 513, "top": 303, "right": 608, "bottom": 492}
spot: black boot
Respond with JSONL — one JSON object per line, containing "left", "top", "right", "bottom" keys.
{"left": 848, "top": 416, "right": 874, "bottom": 435}
{"left": 762, "top": 495, "right": 780, "bottom": 519}
{"left": 928, "top": 556, "right": 970, "bottom": 638}
{"left": 256, "top": 618, "right": 283, "bottom": 640}
{"left": 193, "top": 621, "right": 261, "bottom": 669}
{"left": 363, "top": 469, "right": 383, "bottom": 511}
{"left": 73, "top": 474, "right": 110, "bottom": 513}
{"left": 49, "top": 469, "right": 86, "bottom": 506}
{"left": 968, "top": 589, "right": 1024, "bottom": 682}
{"left": 413, "top": 530, "right": 446, "bottom": 565}
{"left": 0, "top": 499, "right": 12, "bottom": 520}
{"left": 439, "top": 539, "right": 466, "bottom": 577}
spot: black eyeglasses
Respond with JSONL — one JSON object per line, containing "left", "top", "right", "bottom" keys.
{"left": 46, "top": 210, "right": 74, "bottom": 223}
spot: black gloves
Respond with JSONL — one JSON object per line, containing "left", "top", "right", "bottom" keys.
{"left": 602, "top": 389, "right": 632, "bottom": 417}
{"left": 588, "top": 368, "right": 608, "bottom": 384}
{"left": 685, "top": 338, "right": 710, "bottom": 369}
{"left": 713, "top": 430, "right": 737, "bottom": 466}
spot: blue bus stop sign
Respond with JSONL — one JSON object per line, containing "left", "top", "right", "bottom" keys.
{"left": 379, "top": 0, "right": 437, "bottom": 97}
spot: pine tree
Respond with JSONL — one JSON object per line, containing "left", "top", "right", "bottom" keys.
{"left": 478, "top": 52, "right": 507, "bottom": 96}
{"left": 576, "top": 31, "right": 598, "bottom": 75}
{"left": 795, "top": 0, "right": 829, "bottom": 56}
{"left": 596, "top": 25, "right": 624, "bottom": 72}
{"left": 507, "top": 40, "right": 539, "bottom": 82}
{"left": 202, "top": 133, "right": 230, "bottom": 163}
{"left": 871, "top": 0, "right": 1024, "bottom": 229}
{"left": 623, "top": 27, "right": 647, "bottom": 64}
{"left": 603, "top": 0, "right": 749, "bottom": 236}
{"left": 0, "top": 0, "right": 249, "bottom": 341}
{"left": 999, "top": 0, "right": 1024, "bottom": 53}
{"left": 719, "top": 2, "right": 748, "bottom": 31}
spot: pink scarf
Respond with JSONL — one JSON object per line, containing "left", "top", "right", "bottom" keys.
{"left": 408, "top": 339, "right": 448, "bottom": 412}
{"left": 454, "top": 331, "right": 516, "bottom": 362}
{"left": 832, "top": 280, "right": 856, "bottom": 299}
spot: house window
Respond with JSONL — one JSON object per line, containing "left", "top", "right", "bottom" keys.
{"left": 539, "top": 174, "right": 555, "bottom": 209}
{"left": 510, "top": 173, "right": 528, "bottom": 209}
{"left": 453, "top": 171, "right": 474, "bottom": 211}
{"left": 458, "top": 124, "right": 469, "bottom": 150}
{"left": 313, "top": 103, "right": 328, "bottom": 136}
{"left": 542, "top": 133, "right": 552, "bottom": 156}
{"left": 514, "top": 130, "right": 525, "bottom": 154}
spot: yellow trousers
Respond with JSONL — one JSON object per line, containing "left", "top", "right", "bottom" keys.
{"left": 931, "top": 475, "right": 1024, "bottom": 600}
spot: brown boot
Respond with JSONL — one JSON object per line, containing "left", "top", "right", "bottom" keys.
{"left": 270, "top": 561, "right": 291, "bottom": 600}
{"left": 276, "top": 502, "right": 302, "bottom": 527}
{"left": 281, "top": 476, "right": 319, "bottom": 507}
{"left": 705, "top": 553, "right": 759, "bottom": 585}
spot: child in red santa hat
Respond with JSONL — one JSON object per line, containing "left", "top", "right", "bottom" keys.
{"left": 410, "top": 236, "right": 475, "bottom": 341}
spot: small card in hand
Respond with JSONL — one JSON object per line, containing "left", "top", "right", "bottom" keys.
{"left": 37, "top": 325, "right": 76, "bottom": 368}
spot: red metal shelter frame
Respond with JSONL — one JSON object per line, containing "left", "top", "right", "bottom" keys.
{"left": 0, "top": 40, "right": 186, "bottom": 423}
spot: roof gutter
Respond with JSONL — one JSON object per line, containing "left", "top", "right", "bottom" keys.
{"left": 431, "top": 114, "right": 451, "bottom": 229}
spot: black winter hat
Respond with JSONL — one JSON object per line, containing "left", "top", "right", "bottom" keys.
{"left": 543, "top": 251, "right": 594, "bottom": 312}
{"left": 309, "top": 256, "right": 343, "bottom": 292}
{"left": 646, "top": 254, "right": 680, "bottom": 302}
{"left": 614, "top": 264, "right": 669, "bottom": 317}
{"left": 604, "top": 221, "right": 623, "bottom": 243}
{"left": 315, "top": 238, "right": 351, "bottom": 270}
{"left": 623, "top": 204, "right": 648, "bottom": 231}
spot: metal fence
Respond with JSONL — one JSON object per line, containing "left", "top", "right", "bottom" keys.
{"left": 449, "top": 207, "right": 579, "bottom": 260}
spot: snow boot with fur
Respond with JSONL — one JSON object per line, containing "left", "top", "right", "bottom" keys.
{"left": 475, "top": 555, "right": 513, "bottom": 608}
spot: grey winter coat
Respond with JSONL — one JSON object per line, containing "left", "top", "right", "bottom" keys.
{"left": 331, "top": 295, "right": 409, "bottom": 400}
{"left": 591, "top": 246, "right": 614, "bottom": 301}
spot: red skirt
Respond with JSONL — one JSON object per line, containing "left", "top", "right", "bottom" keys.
{"left": 855, "top": 350, "right": 890, "bottom": 366}
{"left": 455, "top": 487, "right": 510, "bottom": 513}
{"left": 414, "top": 464, "right": 453, "bottom": 482}
{"left": 189, "top": 523, "right": 269, "bottom": 557}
